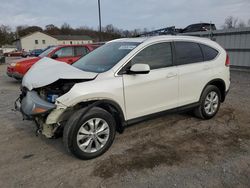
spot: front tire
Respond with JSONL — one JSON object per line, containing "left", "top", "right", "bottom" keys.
{"left": 194, "top": 85, "right": 221, "bottom": 119}
{"left": 63, "top": 107, "right": 116, "bottom": 160}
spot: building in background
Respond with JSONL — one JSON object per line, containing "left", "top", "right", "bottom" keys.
{"left": 14, "top": 31, "right": 58, "bottom": 51}
{"left": 54, "top": 35, "right": 92, "bottom": 45}
{"left": 13, "top": 31, "right": 92, "bottom": 51}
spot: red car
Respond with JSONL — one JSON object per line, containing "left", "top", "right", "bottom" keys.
{"left": 7, "top": 44, "right": 100, "bottom": 80}
{"left": 4, "top": 50, "right": 25, "bottom": 57}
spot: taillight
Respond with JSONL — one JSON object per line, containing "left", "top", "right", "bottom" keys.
{"left": 225, "top": 54, "right": 230, "bottom": 67}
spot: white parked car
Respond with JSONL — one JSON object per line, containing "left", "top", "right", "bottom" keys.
{"left": 16, "top": 36, "right": 230, "bottom": 159}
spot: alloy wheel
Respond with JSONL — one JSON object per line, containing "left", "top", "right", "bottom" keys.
{"left": 204, "top": 91, "right": 219, "bottom": 115}
{"left": 76, "top": 118, "right": 110, "bottom": 153}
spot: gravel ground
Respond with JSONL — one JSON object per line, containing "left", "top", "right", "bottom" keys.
{"left": 0, "top": 58, "right": 250, "bottom": 188}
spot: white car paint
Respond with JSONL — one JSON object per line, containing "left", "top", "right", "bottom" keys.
{"left": 22, "top": 35, "right": 230, "bottom": 123}
{"left": 56, "top": 76, "right": 126, "bottom": 118}
{"left": 123, "top": 66, "right": 178, "bottom": 119}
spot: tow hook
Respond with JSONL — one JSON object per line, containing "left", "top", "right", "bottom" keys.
{"left": 36, "top": 128, "right": 42, "bottom": 136}
{"left": 13, "top": 97, "right": 21, "bottom": 111}
{"left": 34, "top": 119, "right": 42, "bottom": 136}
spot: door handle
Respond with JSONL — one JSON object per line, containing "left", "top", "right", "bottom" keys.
{"left": 166, "top": 72, "right": 177, "bottom": 78}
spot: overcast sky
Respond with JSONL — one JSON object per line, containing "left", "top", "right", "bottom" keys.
{"left": 0, "top": 0, "right": 250, "bottom": 31}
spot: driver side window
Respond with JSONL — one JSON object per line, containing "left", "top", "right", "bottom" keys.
{"left": 131, "top": 42, "right": 173, "bottom": 70}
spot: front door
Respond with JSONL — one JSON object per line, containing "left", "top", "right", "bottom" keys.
{"left": 122, "top": 42, "right": 178, "bottom": 120}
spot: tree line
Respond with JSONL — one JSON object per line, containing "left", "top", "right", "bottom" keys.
{"left": 222, "top": 16, "right": 250, "bottom": 29}
{"left": 0, "top": 23, "right": 142, "bottom": 46}
{"left": 1, "top": 16, "right": 250, "bottom": 46}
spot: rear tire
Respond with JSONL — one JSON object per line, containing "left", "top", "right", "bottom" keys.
{"left": 63, "top": 107, "right": 116, "bottom": 160}
{"left": 194, "top": 85, "right": 221, "bottom": 119}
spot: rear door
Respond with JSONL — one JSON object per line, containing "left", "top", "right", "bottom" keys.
{"left": 174, "top": 41, "right": 213, "bottom": 106}
{"left": 73, "top": 46, "right": 90, "bottom": 62}
{"left": 53, "top": 46, "right": 75, "bottom": 64}
{"left": 122, "top": 42, "right": 179, "bottom": 120}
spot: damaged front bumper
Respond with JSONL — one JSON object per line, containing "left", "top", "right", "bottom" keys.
{"left": 15, "top": 91, "right": 56, "bottom": 119}
{"left": 15, "top": 90, "right": 71, "bottom": 138}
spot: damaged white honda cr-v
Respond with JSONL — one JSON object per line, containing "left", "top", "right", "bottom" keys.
{"left": 16, "top": 36, "right": 230, "bottom": 159}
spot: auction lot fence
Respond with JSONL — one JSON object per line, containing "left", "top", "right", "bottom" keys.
{"left": 184, "top": 27, "right": 250, "bottom": 68}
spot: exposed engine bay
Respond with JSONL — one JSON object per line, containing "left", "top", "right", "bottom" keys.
{"left": 35, "top": 79, "right": 85, "bottom": 103}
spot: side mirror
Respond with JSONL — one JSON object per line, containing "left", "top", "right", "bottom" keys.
{"left": 51, "top": 54, "right": 58, "bottom": 59}
{"left": 128, "top": 64, "right": 150, "bottom": 74}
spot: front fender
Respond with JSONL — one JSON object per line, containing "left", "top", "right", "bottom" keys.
{"left": 55, "top": 76, "right": 126, "bottom": 118}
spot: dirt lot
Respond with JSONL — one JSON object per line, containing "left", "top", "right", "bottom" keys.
{"left": 0, "top": 58, "right": 250, "bottom": 188}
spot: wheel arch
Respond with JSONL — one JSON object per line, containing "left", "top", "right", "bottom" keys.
{"left": 201, "top": 79, "right": 226, "bottom": 102}
{"left": 77, "top": 99, "right": 126, "bottom": 133}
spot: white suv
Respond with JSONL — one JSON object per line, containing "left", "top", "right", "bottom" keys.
{"left": 17, "top": 36, "right": 230, "bottom": 159}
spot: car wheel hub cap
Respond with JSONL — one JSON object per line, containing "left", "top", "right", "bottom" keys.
{"left": 77, "top": 118, "right": 110, "bottom": 153}
{"left": 204, "top": 91, "right": 219, "bottom": 115}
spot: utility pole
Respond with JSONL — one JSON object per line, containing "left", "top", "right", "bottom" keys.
{"left": 98, "top": 0, "right": 102, "bottom": 41}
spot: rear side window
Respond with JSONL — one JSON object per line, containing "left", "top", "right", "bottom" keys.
{"left": 54, "top": 47, "right": 74, "bottom": 57}
{"left": 131, "top": 42, "right": 172, "bottom": 70}
{"left": 174, "top": 42, "right": 203, "bottom": 65}
{"left": 75, "top": 46, "right": 89, "bottom": 56}
{"left": 200, "top": 44, "right": 218, "bottom": 61}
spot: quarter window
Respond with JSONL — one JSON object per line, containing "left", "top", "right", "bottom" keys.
{"left": 131, "top": 42, "right": 172, "bottom": 70}
{"left": 200, "top": 44, "right": 218, "bottom": 61}
{"left": 75, "top": 46, "right": 89, "bottom": 56}
{"left": 54, "top": 47, "right": 74, "bottom": 57}
{"left": 174, "top": 42, "right": 203, "bottom": 65}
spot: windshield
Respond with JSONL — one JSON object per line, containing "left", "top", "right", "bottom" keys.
{"left": 39, "top": 46, "right": 57, "bottom": 58}
{"left": 73, "top": 42, "right": 140, "bottom": 73}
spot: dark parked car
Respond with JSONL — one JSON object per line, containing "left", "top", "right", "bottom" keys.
{"left": 181, "top": 23, "right": 216, "bottom": 33}
{"left": 22, "top": 48, "right": 46, "bottom": 58}
{"left": 29, "top": 49, "right": 44, "bottom": 57}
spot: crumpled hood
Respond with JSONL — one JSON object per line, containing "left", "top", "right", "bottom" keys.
{"left": 22, "top": 57, "right": 98, "bottom": 90}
